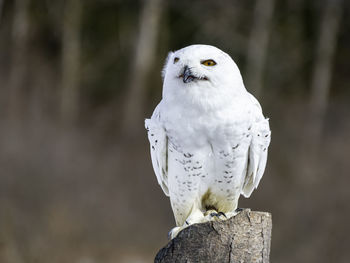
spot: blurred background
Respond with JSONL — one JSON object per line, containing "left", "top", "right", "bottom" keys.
{"left": 0, "top": 0, "right": 349, "bottom": 262}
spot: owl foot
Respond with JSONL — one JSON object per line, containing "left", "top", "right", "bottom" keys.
{"left": 216, "top": 211, "right": 227, "bottom": 218}
{"left": 209, "top": 211, "right": 227, "bottom": 221}
{"left": 169, "top": 209, "right": 206, "bottom": 239}
{"left": 204, "top": 209, "right": 217, "bottom": 217}
{"left": 235, "top": 207, "right": 243, "bottom": 213}
{"left": 168, "top": 226, "right": 182, "bottom": 240}
{"left": 203, "top": 209, "right": 227, "bottom": 221}
{"left": 168, "top": 221, "right": 199, "bottom": 239}
{"left": 224, "top": 208, "right": 244, "bottom": 219}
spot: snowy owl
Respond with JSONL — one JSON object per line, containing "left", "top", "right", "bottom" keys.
{"left": 145, "top": 44, "right": 271, "bottom": 238}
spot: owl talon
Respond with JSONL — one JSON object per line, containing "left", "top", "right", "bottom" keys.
{"left": 210, "top": 212, "right": 218, "bottom": 218}
{"left": 217, "top": 211, "right": 227, "bottom": 218}
{"left": 224, "top": 209, "right": 242, "bottom": 219}
{"left": 209, "top": 211, "right": 227, "bottom": 220}
{"left": 167, "top": 230, "right": 172, "bottom": 240}
{"left": 168, "top": 226, "right": 182, "bottom": 240}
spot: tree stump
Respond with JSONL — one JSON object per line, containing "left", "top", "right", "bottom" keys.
{"left": 155, "top": 209, "right": 272, "bottom": 263}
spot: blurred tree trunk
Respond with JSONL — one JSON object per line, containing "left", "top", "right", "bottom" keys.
{"left": 7, "top": 0, "right": 30, "bottom": 121}
{"left": 122, "top": 0, "right": 163, "bottom": 136}
{"left": 0, "top": 0, "right": 4, "bottom": 22}
{"left": 245, "top": 0, "right": 275, "bottom": 98}
{"left": 309, "top": 0, "right": 343, "bottom": 145}
{"left": 60, "top": 0, "right": 82, "bottom": 124}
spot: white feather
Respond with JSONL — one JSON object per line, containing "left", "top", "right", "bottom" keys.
{"left": 145, "top": 105, "right": 169, "bottom": 196}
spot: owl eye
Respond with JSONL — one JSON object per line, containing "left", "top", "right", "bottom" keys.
{"left": 174, "top": 57, "right": 179, "bottom": 63}
{"left": 201, "top": 59, "right": 217, "bottom": 66}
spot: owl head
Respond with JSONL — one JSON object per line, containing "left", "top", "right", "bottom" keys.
{"left": 161, "top": 45, "right": 246, "bottom": 104}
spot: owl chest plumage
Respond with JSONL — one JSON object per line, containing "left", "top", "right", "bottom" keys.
{"left": 160, "top": 99, "right": 253, "bottom": 225}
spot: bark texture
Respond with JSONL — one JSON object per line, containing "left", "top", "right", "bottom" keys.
{"left": 155, "top": 209, "right": 272, "bottom": 263}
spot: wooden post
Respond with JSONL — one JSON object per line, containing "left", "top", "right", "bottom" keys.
{"left": 155, "top": 209, "right": 272, "bottom": 263}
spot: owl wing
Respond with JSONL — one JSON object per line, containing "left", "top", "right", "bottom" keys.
{"left": 145, "top": 104, "right": 169, "bottom": 196}
{"left": 241, "top": 96, "right": 271, "bottom": 198}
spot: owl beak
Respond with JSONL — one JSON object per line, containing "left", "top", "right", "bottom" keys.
{"left": 182, "top": 66, "right": 195, "bottom": 83}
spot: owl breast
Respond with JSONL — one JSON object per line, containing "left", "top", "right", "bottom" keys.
{"left": 165, "top": 109, "right": 252, "bottom": 226}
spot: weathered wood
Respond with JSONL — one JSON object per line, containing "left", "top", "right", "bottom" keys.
{"left": 155, "top": 209, "right": 272, "bottom": 263}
